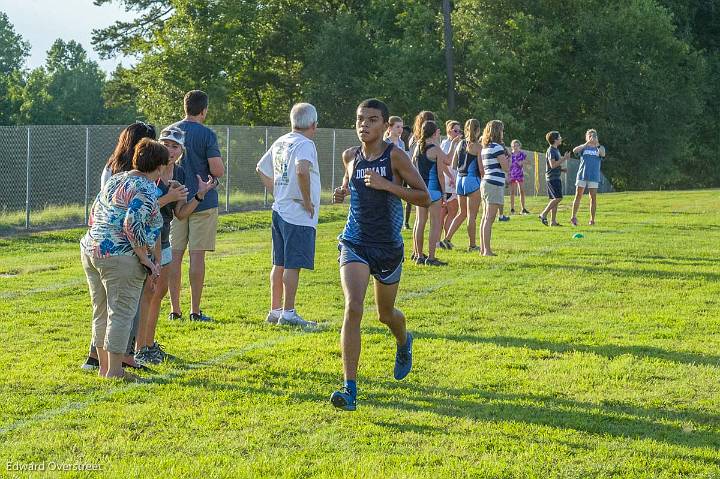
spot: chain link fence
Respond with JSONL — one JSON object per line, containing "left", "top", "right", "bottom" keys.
{"left": 0, "top": 125, "right": 611, "bottom": 233}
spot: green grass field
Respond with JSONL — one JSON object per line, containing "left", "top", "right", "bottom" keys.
{"left": 1, "top": 190, "right": 719, "bottom": 478}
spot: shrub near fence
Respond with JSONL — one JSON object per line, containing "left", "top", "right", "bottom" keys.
{"left": 0, "top": 126, "right": 611, "bottom": 232}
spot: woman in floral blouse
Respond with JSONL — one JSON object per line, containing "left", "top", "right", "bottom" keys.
{"left": 81, "top": 138, "right": 168, "bottom": 380}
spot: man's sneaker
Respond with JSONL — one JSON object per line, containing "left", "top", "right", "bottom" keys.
{"left": 168, "top": 312, "right": 182, "bottom": 321}
{"left": 80, "top": 356, "right": 99, "bottom": 371}
{"left": 468, "top": 245, "right": 482, "bottom": 252}
{"left": 134, "top": 346, "right": 156, "bottom": 366}
{"left": 437, "top": 241, "right": 447, "bottom": 250}
{"left": 570, "top": 216, "right": 578, "bottom": 226}
{"left": 330, "top": 387, "right": 357, "bottom": 411}
{"left": 414, "top": 254, "right": 427, "bottom": 265}
{"left": 441, "top": 239, "right": 454, "bottom": 250}
{"left": 150, "top": 342, "right": 170, "bottom": 362}
{"left": 266, "top": 310, "right": 281, "bottom": 324}
{"left": 521, "top": 208, "right": 530, "bottom": 215}
{"left": 424, "top": 257, "right": 447, "bottom": 266}
{"left": 539, "top": 215, "right": 549, "bottom": 226}
{"left": 189, "top": 311, "right": 212, "bottom": 322}
{"left": 278, "top": 311, "right": 317, "bottom": 329}
{"left": 394, "top": 332, "right": 413, "bottom": 380}
{"left": 498, "top": 215, "right": 510, "bottom": 222}
{"left": 510, "top": 208, "right": 516, "bottom": 214}
{"left": 410, "top": 252, "right": 418, "bottom": 261}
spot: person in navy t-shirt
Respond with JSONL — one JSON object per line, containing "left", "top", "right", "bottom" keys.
{"left": 570, "top": 129, "right": 606, "bottom": 226}
{"left": 167, "top": 90, "right": 225, "bottom": 323}
{"left": 330, "top": 99, "right": 430, "bottom": 411}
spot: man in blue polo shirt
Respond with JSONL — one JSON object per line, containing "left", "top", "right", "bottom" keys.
{"left": 168, "top": 90, "right": 225, "bottom": 322}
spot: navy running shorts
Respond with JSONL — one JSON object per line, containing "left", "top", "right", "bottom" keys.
{"left": 338, "top": 240, "right": 404, "bottom": 285}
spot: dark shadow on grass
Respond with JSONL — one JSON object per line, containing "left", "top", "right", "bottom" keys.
{"left": 176, "top": 369, "right": 720, "bottom": 456}
{"left": 409, "top": 330, "right": 720, "bottom": 368}
{"left": 570, "top": 252, "right": 719, "bottom": 268}
{"left": 366, "top": 381, "right": 720, "bottom": 454}
{"left": 515, "top": 259, "right": 720, "bottom": 283}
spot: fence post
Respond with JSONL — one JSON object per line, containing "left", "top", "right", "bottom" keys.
{"left": 264, "top": 127, "right": 269, "bottom": 207}
{"left": 225, "top": 127, "right": 230, "bottom": 213}
{"left": 331, "top": 129, "right": 336, "bottom": 194}
{"left": 25, "top": 127, "right": 31, "bottom": 230}
{"left": 84, "top": 127, "right": 90, "bottom": 224}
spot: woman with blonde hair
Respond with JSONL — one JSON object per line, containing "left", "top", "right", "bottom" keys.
{"left": 441, "top": 119, "right": 483, "bottom": 251}
{"left": 570, "top": 129, "right": 606, "bottom": 226}
{"left": 479, "top": 120, "right": 509, "bottom": 256}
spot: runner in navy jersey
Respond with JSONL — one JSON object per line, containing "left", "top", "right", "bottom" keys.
{"left": 331, "top": 99, "right": 430, "bottom": 411}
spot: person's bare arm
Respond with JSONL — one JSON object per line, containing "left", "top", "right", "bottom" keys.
{"left": 549, "top": 152, "right": 570, "bottom": 168}
{"left": 363, "top": 148, "right": 430, "bottom": 207}
{"left": 157, "top": 183, "right": 188, "bottom": 208}
{"left": 429, "top": 148, "right": 448, "bottom": 194}
{"left": 296, "top": 160, "right": 314, "bottom": 219}
{"left": 174, "top": 175, "right": 218, "bottom": 220}
{"left": 598, "top": 145, "right": 606, "bottom": 157}
{"left": 498, "top": 152, "right": 510, "bottom": 173}
{"left": 208, "top": 157, "right": 225, "bottom": 178}
{"left": 451, "top": 141, "right": 462, "bottom": 169}
{"left": 332, "top": 148, "right": 355, "bottom": 203}
{"left": 573, "top": 142, "right": 589, "bottom": 155}
{"left": 256, "top": 167, "right": 274, "bottom": 193}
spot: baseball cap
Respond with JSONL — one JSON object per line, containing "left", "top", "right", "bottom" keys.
{"left": 158, "top": 126, "right": 185, "bottom": 147}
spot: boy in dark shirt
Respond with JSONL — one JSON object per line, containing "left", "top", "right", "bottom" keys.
{"left": 539, "top": 131, "right": 570, "bottom": 226}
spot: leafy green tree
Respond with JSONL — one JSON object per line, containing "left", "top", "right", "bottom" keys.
{"left": 0, "top": 12, "right": 29, "bottom": 125}
{"left": 18, "top": 40, "right": 106, "bottom": 124}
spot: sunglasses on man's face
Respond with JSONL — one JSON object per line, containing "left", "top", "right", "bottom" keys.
{"left": 452, "top": 128, "right": 461, "bottom": 133}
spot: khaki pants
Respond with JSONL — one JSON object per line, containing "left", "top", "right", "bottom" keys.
{"left": 81, "top": 253, "right": 146, "bottom": 354}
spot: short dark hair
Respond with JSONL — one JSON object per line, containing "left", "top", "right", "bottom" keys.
{"left": 133, "top": 138, "right": 169, "bottom": 173}
{"left": 358, "top": 98, "right": 389, "bottom": 122}
{"left": 184, "top": 90, "right": 209, "bottom": 116}
{"left": 546, "top": 131, "right": 560, "bottom": 145}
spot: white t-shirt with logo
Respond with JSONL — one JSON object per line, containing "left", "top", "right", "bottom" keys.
{"left": 257, "top": 131, "right": 321, "bottom": 228}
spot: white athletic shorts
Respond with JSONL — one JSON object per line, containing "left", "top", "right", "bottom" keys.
{"left": 576, "top": 180, "right": 599, "bottom": 189}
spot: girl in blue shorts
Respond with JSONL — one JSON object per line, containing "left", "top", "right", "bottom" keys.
{"left": 442, "top": 119, "right": 483, "bottom": 252}
{"left": 412, "top": 120, "right": 454, "bottom": 266}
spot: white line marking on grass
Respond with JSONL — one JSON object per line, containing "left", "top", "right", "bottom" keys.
{"left": 0, "top": 336, "right": 293, "bottom": 436}
{"left": 1, "top": 256, "right": 530, "bottom": 436}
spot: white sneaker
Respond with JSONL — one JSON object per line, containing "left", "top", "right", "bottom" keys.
{"left": 278, "top": 311, "right": 317, "bottom": 328}
{"left": 266, "top": 310, "right": 281, "bottom": 324}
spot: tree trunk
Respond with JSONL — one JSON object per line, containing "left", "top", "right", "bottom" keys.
{"left": 442, "top": 0, "right": 456, "bottom": 115}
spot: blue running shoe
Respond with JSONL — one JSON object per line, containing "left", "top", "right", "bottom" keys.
{"left": 394, "top": 332, "right": 413, "bottom": 380}
{"left": 330, "top": 387, "right": 357, "bottom": 411}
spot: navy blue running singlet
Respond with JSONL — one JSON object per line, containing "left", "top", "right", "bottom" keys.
{"left": 340, "top": 144, "right": 404, "bottom": 247}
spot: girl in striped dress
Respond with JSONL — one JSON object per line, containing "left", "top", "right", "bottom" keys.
{"left": 479, "top": 120, "right": 510, "bottom": 256}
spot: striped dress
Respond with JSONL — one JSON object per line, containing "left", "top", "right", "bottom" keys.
{"left": 481, "top": 142, "right": 506, "bottom": 187}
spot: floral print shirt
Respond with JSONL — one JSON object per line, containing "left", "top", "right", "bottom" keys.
{"left": 81, "top": 172, "right": 163, "bottom": 258}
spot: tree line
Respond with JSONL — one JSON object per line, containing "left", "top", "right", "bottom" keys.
{"left": 1, "top": 1, "right": 718, "bottom": 189}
